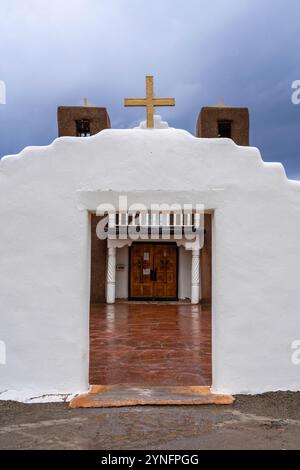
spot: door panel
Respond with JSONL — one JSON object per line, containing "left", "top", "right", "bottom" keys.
{"left": 130, "top": 244, "right": 154, "bottom": 298}
{"left": 152, "top": 245, "right": 177, "bottom": 299}
{"left": 130, "top": 243, "right": 178, "bottom": 300}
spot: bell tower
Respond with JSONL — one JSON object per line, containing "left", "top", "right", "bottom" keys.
{"left": 196, "top": 100, "right": 250, "bottom": 146}
{"left": 57, "top": 99, "right": 111, "bottom": 137}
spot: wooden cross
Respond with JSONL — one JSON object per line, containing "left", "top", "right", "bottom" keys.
{"left": 215, "top": 97, "right": 229, "bottom": 108}
{"left": 124, "top": 76, "right": 175, "bottom": 128}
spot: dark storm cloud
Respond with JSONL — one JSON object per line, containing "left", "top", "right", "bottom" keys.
{"left": 0, "top": 0, "right": 299, "bottom": 178}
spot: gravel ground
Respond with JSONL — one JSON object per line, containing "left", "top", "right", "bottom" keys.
{"left": 0, "top": 392, "right": 300, "bottom": 450}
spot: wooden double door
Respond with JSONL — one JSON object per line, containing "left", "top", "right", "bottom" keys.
{"left": 130, "top": 243, "right": 178, "bottom": 300}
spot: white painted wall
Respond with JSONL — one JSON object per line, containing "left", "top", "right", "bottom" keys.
{"left": 0, "top": 121, "right": 300, "bottom": 397}
{"left": 178, "top": 247, "right": 192, "bottom": 300}
{"left": 116, "top": 247, "right": 129, "bottom": 299}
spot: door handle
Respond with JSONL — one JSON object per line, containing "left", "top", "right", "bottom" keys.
{"left": 154, "top": 268, "right": 157, "bottom": 282}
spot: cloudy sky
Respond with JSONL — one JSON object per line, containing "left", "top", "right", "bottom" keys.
{"left": 0, "top": 0, "right": 299, "bottom": 178}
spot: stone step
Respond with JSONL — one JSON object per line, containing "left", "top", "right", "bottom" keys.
{"left": 70, "top": 385, "right": 235, "bottom": 409}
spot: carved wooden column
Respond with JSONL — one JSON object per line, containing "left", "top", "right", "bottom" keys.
{"left": 191, "top": 249, "right": 200, "bottom": 304}
{"left": 106, "top": 247, "right": 116, "bottom": 304}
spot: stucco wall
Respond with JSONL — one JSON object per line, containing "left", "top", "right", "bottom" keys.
{"left": 0, "top": 125, "right": 300, "bottom": 397}
{"left": 116, "top": 247, "right": 129, "bottom": 299}
{"left": 178, "top": 247, "right": 192, "bottom": 300}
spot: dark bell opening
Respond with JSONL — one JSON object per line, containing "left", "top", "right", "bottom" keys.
{"left": 218, "top": 120, "right": 232, "bottom": 139}
{"left": 76, "top": 119, "right": 91, "bottom": 137}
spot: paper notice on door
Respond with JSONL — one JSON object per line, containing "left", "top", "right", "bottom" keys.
{"left": 143, "top": 268, "right": 151, "bottom": 276}
{"left": 144, "top": 252, "right": 150, "bottom": 261}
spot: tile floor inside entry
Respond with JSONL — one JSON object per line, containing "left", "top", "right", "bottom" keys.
{"left": 89, "top": 303, "right": 212, "bottom": 387}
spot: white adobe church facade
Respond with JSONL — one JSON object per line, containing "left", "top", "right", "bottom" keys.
{"left": 0, "top": 78, "right": 300, "bottom": 400}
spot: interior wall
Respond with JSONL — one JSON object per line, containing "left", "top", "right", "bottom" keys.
{"left": 116, "top": 246, "right": 129, "bottom": 299}
{"left": 201, "top": 214, "right": 212, "bottom": 304}
{"left": 178, "top": 247, "right": 192, "bottom": 300}
{"left": 90, "top": 214, "right": 107, "bottom": 304}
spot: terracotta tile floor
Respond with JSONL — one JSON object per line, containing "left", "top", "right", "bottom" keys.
{"left": 89, "top": 303, "right": 212, "bottom": 387}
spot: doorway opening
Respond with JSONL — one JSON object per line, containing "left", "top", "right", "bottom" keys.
{"left": 89, "top": 213, "right": 212, "bottom": 388}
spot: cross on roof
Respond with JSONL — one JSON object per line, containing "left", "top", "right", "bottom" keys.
{"left": 124, "top": 76, "right": 175, "bottom": 128}
{"left": 215, "top": 97, "right": 230, "bottom": 108}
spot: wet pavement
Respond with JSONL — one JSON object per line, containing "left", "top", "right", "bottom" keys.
{"left": 0, "top": 392, "right": 300, "bottom": 450}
